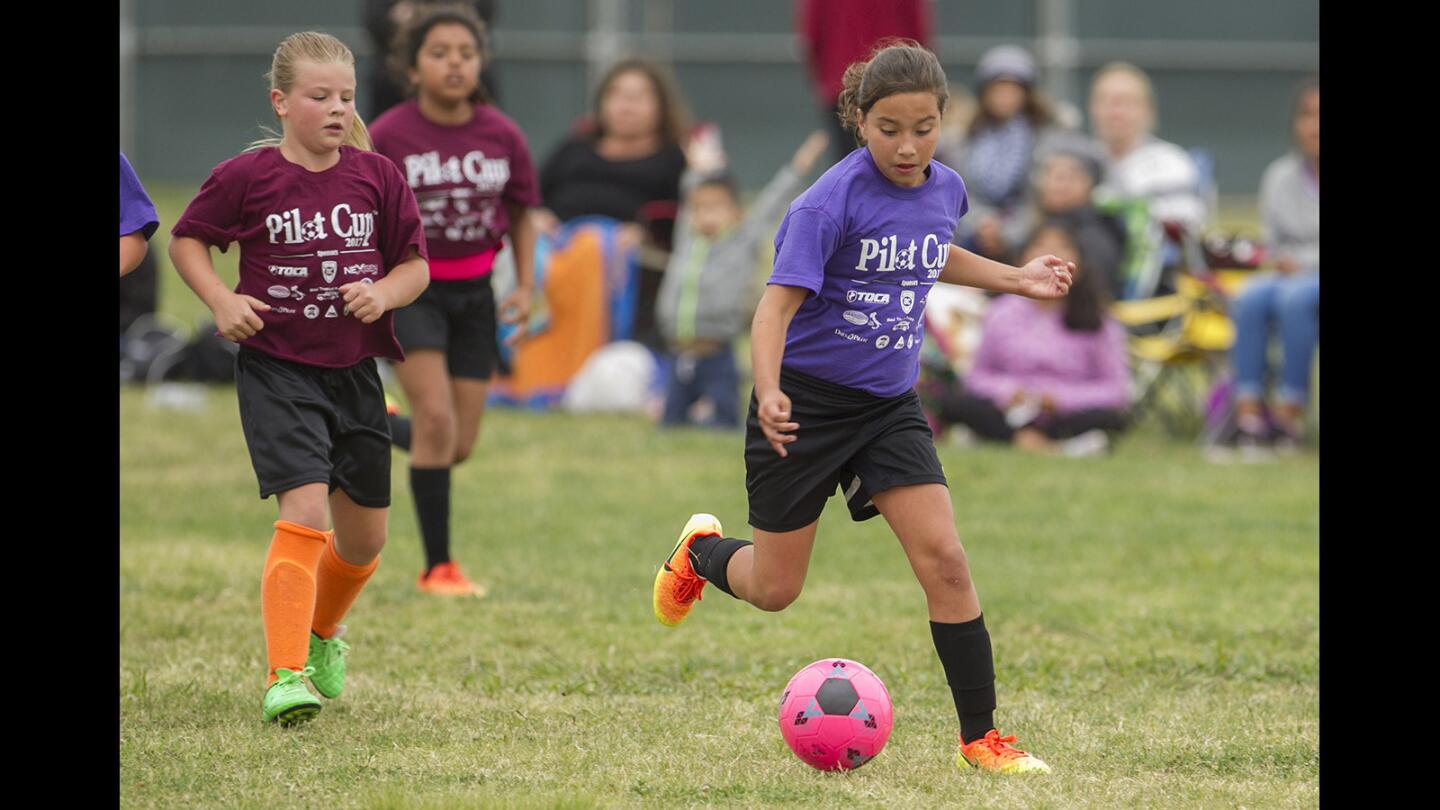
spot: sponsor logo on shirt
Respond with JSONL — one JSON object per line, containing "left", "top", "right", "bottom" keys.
{"left": 890, "top": 317, "right": 914, "bottom": 332}
{"left": 269, "top": 265, "right": 308, "bottom": 278}
{"left": 846, "top": 290, "right": 890, "bottom": 305}
{"left": 265, "top": 204, "right": 376, "bottom": 249}
{"left": 900, "top": 290, "right": 915, "bottom": 314}
{"left": 304, "top": 305, "right": 320, "bottom": 319}
{"left": 322, "top": 261, "right": 338, "bottom": 284}
{"left": 271, "top": 305, "right": 297, "bottom": 314}
{"left": 315, "top": 290, "right": 340, "bottom": 302}
{"left": 266, "top": 284, "right": 306, "bottom": 301}
{"left": 875, "top": 335, "right": 891, "bottom": 349}
{"left": 324, "top": 305, "right": 339, "bottom": 319}
{"left": 343, "top": 263, "right": 379, "bottom": 276}
{"left": 832, "top": 329, "right": 869, "bottom": 344}
{"left": 842, "top": 310, "right": 869, "bottom": 326}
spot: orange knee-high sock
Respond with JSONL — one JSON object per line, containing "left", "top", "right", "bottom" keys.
{"left": 262, "top": 520, "right": 330, "bottom": 686}
{"left": 311, "top": 534, "right": 380, "bottom": 640}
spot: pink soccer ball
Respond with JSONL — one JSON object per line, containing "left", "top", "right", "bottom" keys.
{"left": 778, "top": 658, "right": 893, "bottom": 771}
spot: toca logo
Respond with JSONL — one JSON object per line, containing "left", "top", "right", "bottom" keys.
{"left": 268, "top": 265, "right": 308, "bottom": 278}
{"left": 846, "top": 290, "right": 890, "bottom": 304}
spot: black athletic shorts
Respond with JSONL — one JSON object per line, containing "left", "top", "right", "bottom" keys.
{"left": 392, "top": 275, "right": 498, "bottom": 380}
{"left": 744, "top": 366, "right": 947, "bottom": 533}
{"left": 235, "top": 346, "right": 391, "bottom": 508}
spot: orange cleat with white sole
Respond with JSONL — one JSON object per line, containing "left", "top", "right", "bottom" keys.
{"left": 652, "top": 513, "right": 723, "bottom": 627}
{"left": 957, "top": 729, "right": 1051, "bottom": 774}
{"left": 417, "top": 561, "right": 488, "bottom": 598}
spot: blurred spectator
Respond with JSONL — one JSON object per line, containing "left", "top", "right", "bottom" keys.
{"left": 366, "top": 0, "right": 497, "bottom": 118}
{"left": 940, "top": 46, "right": 1060, "bottom": 259}
{"left": 998, "top": 132, "right": 1127, "bottom": 298}
{"left": 1089, "top": 62, "right": 1207, "bottom": 233}
{"left": 655, "top": 129, "right": 828, "bottom": 428}
{"left": 1229, "top": 77, "right": 1319, "bottom": 452}
{"left": 795, "top": 0, "right": 932, "bottom": 165}
{"left": 931, "top": 223, "right": 1130, "bottom": 457}
{"left": 533, "top": 58, "right": 690, "bottom": 348}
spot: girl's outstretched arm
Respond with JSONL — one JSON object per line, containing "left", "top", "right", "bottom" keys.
{"left": 939, "top": 243, "right": 1074, "bottom": 299}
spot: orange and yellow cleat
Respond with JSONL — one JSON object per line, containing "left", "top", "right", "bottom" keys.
{"left": 417, "top": 561, "right": 488, "bottom": 598}
{"left": 957, "top": 730, "right": 1051, "bottom": 774}
{"left": 652, "top": 513, "right": 723, "bottom": 627}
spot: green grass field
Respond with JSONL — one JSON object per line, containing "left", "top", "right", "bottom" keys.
{"left": 120, "top": 384, "right": 1318, "bottom": 808}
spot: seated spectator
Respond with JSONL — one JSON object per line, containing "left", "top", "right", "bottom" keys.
{"left": 1229, "top": 77, "right": 1320, "bottom": 453}
{"left": 939, "top": 45, "right": 1060, "bottom": 259}
{"left": 655, "top": 129, "right": 828, "bottom": 428}
{"left": 999, "top": 132, "right": 1126, "bottom": 298}
{"left": 534, "top": 58, "right": 690, "bottom": 348}
{"left": 933, "top": 223, "right": 1130, "bottom": 456}
{"left": 1089, "top": 62, "right": 1207, "bottom": 234}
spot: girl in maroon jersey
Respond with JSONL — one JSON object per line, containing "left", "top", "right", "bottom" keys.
{"left": 169, "top": 31, "right": 430, "bottom": 725}
{"left": 369, "top": 5, "right": 540, "bottom": 597}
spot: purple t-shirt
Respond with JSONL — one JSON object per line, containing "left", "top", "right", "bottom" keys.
{"left": 369, "top": 100, "right": 541, "bottom": 260}
{"left": 172, "top": 146, "right": 428, "bottom": 368}
{"left": 120, "top": 152, "right": 159, "bottom": 240}
{"left": 769, "top": 148, "right": 968, "bottom": 398}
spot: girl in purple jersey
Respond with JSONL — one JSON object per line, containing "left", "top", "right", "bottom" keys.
{"left": 651, "top": 41, "right": 1074, "bottom": 774}
{"left": 370, "top": 5, "right": 540, "bottom": 598}
{"left": 169, "top": 31, "right": 430, "bottom": 726}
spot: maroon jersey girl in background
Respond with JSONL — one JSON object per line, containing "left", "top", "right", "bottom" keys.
{"left": 369, "top": 4, "right": 540, "bottom": 598}
{"left": 169, "top": 31, "right": 430, "bottom": 726}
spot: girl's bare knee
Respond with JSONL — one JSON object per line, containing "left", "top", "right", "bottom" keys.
{"left": 922, "top": 542, "right": 973, "bottom": 593}
{"left": 452, "top": 441, "right": 475, "bottom": 465}
{"left": 336, "top": 533, "right": 386, "bottom": 564}
{"left": 752, "top": 582, "right": 803, "bottom": 612}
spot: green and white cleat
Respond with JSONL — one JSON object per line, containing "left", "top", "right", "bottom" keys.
{"left": 263, "top": 666, "right": 321, "bottom": 726}
{"left": 306, "top": 627, "right": 350, "bottom": 699}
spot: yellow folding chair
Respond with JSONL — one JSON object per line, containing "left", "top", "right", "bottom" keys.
{"left": 1110, "top": 270, "right": 1253, "bottom": 437}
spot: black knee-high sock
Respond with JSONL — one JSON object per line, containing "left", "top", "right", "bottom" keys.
{"left": 410, "top": 466, "right": 451, "bottom": 571}
{"left": 388, "top": 413, "right": 413, "bottom": 451}
{"left": 930, "top": 615, "right": 997, "bottom": 744}
{"left": 686, "top": 534, "right": 751, "bottom": 597}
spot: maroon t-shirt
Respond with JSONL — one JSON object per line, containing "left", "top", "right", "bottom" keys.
{"left": 369, "top": 100, "right": 541, "bottom": 263}
{"left": 172, "top": 146, "right": 427, "bottom": 368}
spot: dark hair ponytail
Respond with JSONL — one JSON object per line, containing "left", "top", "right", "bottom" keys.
{"left": 836, "top": 39, "right": 949, "bottom": 145}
